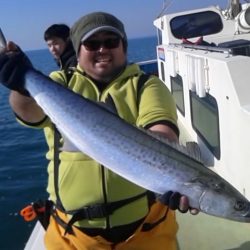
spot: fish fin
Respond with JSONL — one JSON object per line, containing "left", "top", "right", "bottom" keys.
{"left": 186, "top": 141, "right": 202, "bottom": 162}
{"left": 184, "top": 176, "right": 209, "bottom": 188}
{"left": 142, "top": 129, "right": 203, "bottom": 163}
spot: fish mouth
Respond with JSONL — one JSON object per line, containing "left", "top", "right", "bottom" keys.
{"left": 234, "top": 200, "right": 249, "bottom": 211}
{"left": 231, "top": 201, "right": 250, "bottom": 222}
{"left": 199, "top": 190, "right": 250, "bottom": 222}
{"left": 228, "top": 200, "right": 250, "bottom": 222}
{"left": 232, "top": 215, "right": 250, "bottom": 222}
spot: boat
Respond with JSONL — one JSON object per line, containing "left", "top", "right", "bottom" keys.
{"left": 153, "top": 0, "right": 250, "bottom": 248}
{"left": 25, "top": 1, "right": 250, "bottom": 249}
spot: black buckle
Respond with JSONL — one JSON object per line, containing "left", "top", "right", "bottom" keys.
{"left": 85, "top": 204, "right": 110, "bottom": 219}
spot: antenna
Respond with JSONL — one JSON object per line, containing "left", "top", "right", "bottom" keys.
{"left": 156, "top": 0, "right": 173, "bottom": 18}
{"left": 0, "top": 28, "right": 7, "bottom": 52}
{"left": 226, "top": 0, "right": 242, "bottom": 18}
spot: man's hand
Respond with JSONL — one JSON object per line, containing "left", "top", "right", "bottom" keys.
{"left": 0, "top": 41, "right": 33, "bottom": 96}
{"left": 159, "top": 191, "right": 199, "bottom": 215}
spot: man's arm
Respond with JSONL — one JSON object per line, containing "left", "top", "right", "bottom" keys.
{"left": 9, "top": 91, "right": 46, "bottom": 123}
{"left": 148, "top": 123, "right": 178, "bottom": 142}
{"left": 0, "top": 41, "right": 46, "bottom": 123}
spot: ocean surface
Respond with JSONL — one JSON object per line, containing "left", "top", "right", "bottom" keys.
{"left": 0, "top": 36, "right": 157, "bottom": 250}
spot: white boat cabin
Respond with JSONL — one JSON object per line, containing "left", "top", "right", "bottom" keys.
{"left": 154, "top": 2, "right": 250, "bottom": 201}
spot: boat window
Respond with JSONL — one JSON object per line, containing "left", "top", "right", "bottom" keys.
{"left": 171, "top": 74, "right": 185, "bottom": 115}
{"left": 157, "top": 28, "right": 163, "bottom": 45}
{"left": 170, "top": 11, "right": 223, "bottom": 39}
{"left": 160, "top": 62, "right": 165, "bottom": 82}
{"left": 218, "top": 39, "right": 250, "bottom": 56}
{"left": 190, "top": 92, "right": 220, "bottom": 159}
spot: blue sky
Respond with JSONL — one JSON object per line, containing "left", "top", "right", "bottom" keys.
{"left": 0, "top": 0, "right": 228, "bottom": 51}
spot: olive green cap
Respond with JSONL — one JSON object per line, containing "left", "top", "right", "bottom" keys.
{"left": 70, "top": 12, "right": 127, "bottom": 53}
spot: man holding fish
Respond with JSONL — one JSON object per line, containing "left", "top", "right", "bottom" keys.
{"left": 0, "top": 12, "right": 198, "bottom": 250}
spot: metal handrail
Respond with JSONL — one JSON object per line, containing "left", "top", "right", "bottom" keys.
{"left": 168, "top": 43, "right": 232, "bottom": 54}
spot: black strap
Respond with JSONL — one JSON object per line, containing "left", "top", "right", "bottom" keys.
{"left": 102, "top": 73, "right": 151, "bottom": 115}
{"left": 53, "top": 68, "right": 75, "bottom": 210}
{"left": 63, "top": 191, "right": 148, "bottom": 234}
{"left": 137, "top": 73, "right": 151, "bottom": 104}
{"left": 52, "top": 209, "right": 75, "bottom": 235}
{"left": 141, "top": 206, "right": 169, "bottom": 232}
{"left": 32, "top": 200, "right": 54, "bottom": 230}
{"left": 64, "top": 67, "right": 75, "bottom": 84}
{"left": 53, "top": 125, "right": 65, "bottom": 211}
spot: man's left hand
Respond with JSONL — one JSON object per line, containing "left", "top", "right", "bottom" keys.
{"left": 159, "top": 191, "right": 199, "bottom": 215}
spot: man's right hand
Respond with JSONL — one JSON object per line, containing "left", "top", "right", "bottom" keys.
{"left": 0, "top": 41, "right": 33, "bottom": 96}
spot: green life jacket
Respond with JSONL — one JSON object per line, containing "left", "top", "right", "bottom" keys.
{"left": 44, "top": 63, "right": 178, "bottom": 230}
{"left": 53, "top": 68, "right": 153, "bottom": 233}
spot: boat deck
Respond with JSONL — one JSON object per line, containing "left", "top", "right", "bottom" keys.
{"left": 177, "top": 212, "right": 250, "bottom": 250}
{"left": 25, "top": 212, "right": 250, "bottom": 250}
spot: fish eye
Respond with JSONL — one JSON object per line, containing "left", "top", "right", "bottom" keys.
{"left": 234, "top": 201, "right": 247, "bottom": 211}
{"left": 211, "top": 182, "right": 224, "bottom": 191}
{"left": 212, "top": 183, "right": 220, "bottom": 190}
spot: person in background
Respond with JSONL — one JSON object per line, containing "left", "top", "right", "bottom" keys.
{"left": 44, "top": 23, "right": 77, "bottom": 70}
{"left": 0, "top": 12, "right": 198, "bottom": 250}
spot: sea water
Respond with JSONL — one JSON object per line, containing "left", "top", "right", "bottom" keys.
{"left": 0, "top": 36, "right": 157, "bottom": 250}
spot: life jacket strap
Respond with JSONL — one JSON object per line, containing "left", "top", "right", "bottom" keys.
{"left": 20, "top": 200, "right": 54, "bottom": 230}
{"left": 58, "top": 191, "right": 148, "bottom": 235}
{"left": 141, "top": 206, "right": 169, "bottom": 232}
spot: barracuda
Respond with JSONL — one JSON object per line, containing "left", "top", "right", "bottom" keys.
{"left": 22, "top": 69, "right": 250, "bottom": 223}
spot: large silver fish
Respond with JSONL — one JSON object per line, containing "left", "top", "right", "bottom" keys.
{"left": 0, "top": 30, "right": 249, "bottom": 222}
{"left": 22, "top": 70, "right": 250, "bottom": 223}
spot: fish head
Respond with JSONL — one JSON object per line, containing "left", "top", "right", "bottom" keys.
{"left": 199, "top": 180, "right": 250, "bottom": 222}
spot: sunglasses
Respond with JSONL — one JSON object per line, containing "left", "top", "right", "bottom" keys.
{"left": 82, "top": 37, "right": 121, "bottom": 51}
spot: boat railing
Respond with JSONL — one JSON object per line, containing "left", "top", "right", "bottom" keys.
{"left": 137, "top": 59, "right": 158, "bottom": 75}
{"left": 168, "top": 43, "right": 232, "bottom": 55}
